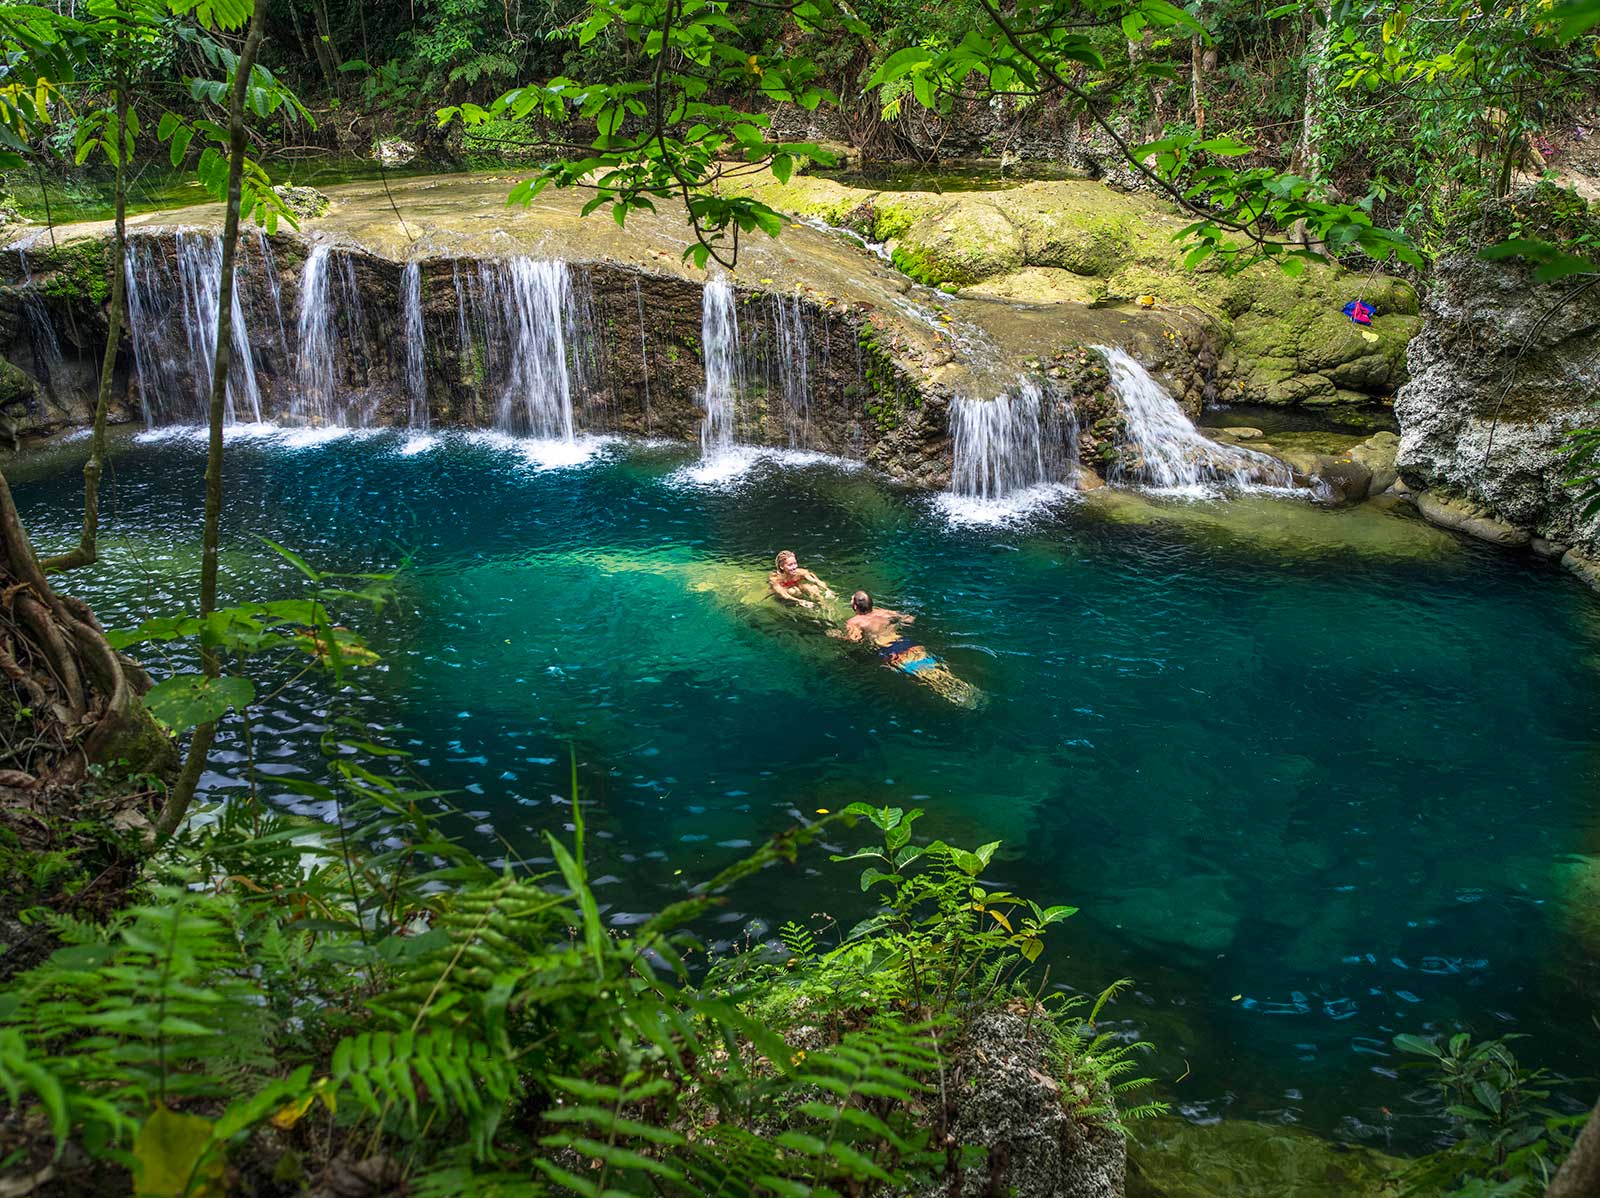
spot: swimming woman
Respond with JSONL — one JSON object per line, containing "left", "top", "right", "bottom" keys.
{"left": 833, "top": 590, "right": 982, "bottom": 708}
{"left": 768, "top": 549, "right": 835, "bottom": 610}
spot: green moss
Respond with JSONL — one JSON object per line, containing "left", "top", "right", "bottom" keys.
{"left": 38, "top": 238, "right": 111, "bottom": 305}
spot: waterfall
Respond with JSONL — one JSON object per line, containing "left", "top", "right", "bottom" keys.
{"left": 124, "top": 230, "right": 263, "bottom": 425}
{"left": 634, "top": 278, "right": 652, "bottom": 431}
{"left": 770, "top": 294, "right": 811, "bottom": 448}
{"left": 401, "top": 261, "right": 427, "bottom": 428}
{"left": 948, "top": 379, "right": 1076, "bottom": 500}
{"left": 1098, "top": 346, "right": 1294, "bottom": 492}
{"left": 15, "top": 249, "right": 62, "bottom": 387}
{"left": 497, "top": 258, "right": 577, "bottom": 439}
{"left": 452, "top": 257, "right": 593, "bottom": 441}
{"left": 700, "top": 275, "right": 742, "bottom": 456}
{"left": 295, "top": 242, "right": 372, "bottom": 426}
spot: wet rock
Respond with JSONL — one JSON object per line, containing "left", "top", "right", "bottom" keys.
{"left": 1277, "top": 448, "right": 1372, "bottom": 505}
{"left": 1099, "top": 874, "right": 1237, "bottom": 956}
{"left": 274, "top": 185, "right": 330, "bottom": 221}
{"left": 1561, "top": 547, "right": 1600, "bottom": 591}
{"left": 1397, "top": 184, "right": 1600, "bottom": 557}
{"left": 1349, "top": 431, "right": 1399, "bottom": 498}
{"left": 1413, "top": 489, "right": 1533, "bottom": 547}
{"left": 373, "top": 138, "right": 418, "bottom": 166}
{"left": 920, "top": 1006, "right": 1125, "bottom": 1198}
{"left": 1220, "top": 426, "right": 1264, "bottom": 439}
{"left": 1531, "top": 536, "right": 1571, "bottom": 559}
{"left": 892, "top": 197, "right": 1025, "bottom": 286}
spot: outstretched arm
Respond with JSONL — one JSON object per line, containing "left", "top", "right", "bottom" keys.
{"left": 803, "top": 569, "right": 835, "bottom": 599}
{"left": 769, "top": 574, "right": 816, "bottom": 608}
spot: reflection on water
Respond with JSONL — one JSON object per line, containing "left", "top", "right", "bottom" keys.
{"left": 13, "top": 430, "right": 1600, "bottom": 1150}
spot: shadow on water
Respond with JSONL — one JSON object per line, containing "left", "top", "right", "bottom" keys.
{"left": 11, "top": 429, "right": 1600, "bottom": 1158}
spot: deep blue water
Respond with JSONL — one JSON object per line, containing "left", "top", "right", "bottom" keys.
{"left": 15, "top": 428, "right": 1600, "bottom": 1148}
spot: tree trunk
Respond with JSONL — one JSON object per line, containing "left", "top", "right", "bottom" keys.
{"left": 1190, "top": 34, "right": 1205, "bottom": 135}
{"left": 1549, "top": 1095, "right": 1600, "bottom": 1198}
{"left": 41, "top": 83, "right": 128, "bottom": 574}
{"left": 1291, "top": 0, "right": 1332, "bottom": 251}
{"left": 0, "top": 467, "right": 169, "bottom": 788}
{"left": 157, "top": 4, "right": 265, "bottom": 841}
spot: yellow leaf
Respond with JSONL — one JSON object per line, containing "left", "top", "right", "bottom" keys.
{"left": 815, "top": 807, "right": 830, "bottom": 814}
{"left": 988, "top": 909, "right": 1014, "bottom": 932}
{"left": 1135, "top": 294, "right": 1157, "bottom": 308}
{"left": 1360, "top": 330, "right": 1380, "bottom": 343}
{"left": 1231, "top": 994, "right": 1243, "bottom": 1002}
{"left": 134, "top": 1105, "right": 223, "bottom": 1198}
{"left": 271, "top": 1092, "right": 316, "bottom": 1131}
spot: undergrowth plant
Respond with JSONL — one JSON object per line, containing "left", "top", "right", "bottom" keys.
{"left": 1393, "top": 1031, "right": 1585, "bottom": 1197}
{"left": 0, "top": 772, "right": 1149, "bottom": 1195}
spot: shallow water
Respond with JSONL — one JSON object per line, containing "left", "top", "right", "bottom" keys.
{"left": 14, "top": 430, "right": 1600, "bottom": 1148}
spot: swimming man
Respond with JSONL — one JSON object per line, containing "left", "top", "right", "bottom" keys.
{"left": 833, "top": 590, "right": 982, "bottom": 708}
{"left": 768, "top": 549, "right": 835, "bottom": 610}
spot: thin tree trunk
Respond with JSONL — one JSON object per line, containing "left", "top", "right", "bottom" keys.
{"left": 1291, "top": 0, "right": 1332, "bottom": 250}
{"left": 1190, "top": 34, "right": 1205, "bottom": 135}
{"left": 157, "top": 4, "right": 264, "bottom": 841}
{"left": 1548, "top": 1095, "right": 1600, "bottom": 1198}
{"left": 41, "top": 83, "right": 128, "bottom": 573}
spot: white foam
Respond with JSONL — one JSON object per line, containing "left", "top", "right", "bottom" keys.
{"left": 462, "top": 429, "right": 613, "bottom": 470}
{"left": 932, "top": 482, "right": 1076, "bottom": 527}
{"left": 279, "top": 425, "right": 359, "bottom": 448}
{"left": 398, "top": 433, "right": 440, "bottom": 456}
{"left": 670, "top": 445, "right": 862, "bottom": 489}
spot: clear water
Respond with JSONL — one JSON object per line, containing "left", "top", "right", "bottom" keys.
{"left": 14, "top": 431, "right": 1600, "bottom": 1150}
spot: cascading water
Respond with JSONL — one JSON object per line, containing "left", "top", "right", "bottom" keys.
{"left": 699, "top": 275, "right": 742, "bottom": 457}
{"left": 124, "top": 229, "right": 263, "bottom": 425}
{"left": 401, "top": 261, "right": 427, "bottom": 428}
{"left": 15, "top": 249, "right": 62, "bottom": 387}
{"left": 295, "top": 242, "right": 371, "bottom": 426}
{"left": 497, "top": 258, "right": 576, "bottom": 439}
{"left": 453, "top": 257, "right": 595, "bottom": 442}
{"left": 947, "top": 379, "right": 1076, "bottom": 501}
{"left": 1098, "top": 345, "right": 1294, "bottom": 492}
{"left": 770, "top": 294, "right": 811, "bottom": 448}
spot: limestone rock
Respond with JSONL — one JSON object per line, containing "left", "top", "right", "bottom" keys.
{"left": 273, "top": 185, "right": 330, "bottom": 220}
{"left": 1396, "top": 183, "right": 1600, "bottom": 557}
{"left": 1531, "top": 536, "right": 1571, "bottom": 559}
{"left": 1562, "top": 547, "right": 1600, "bottom": 590}
{"left": 1413, "top": 489, "right": 1533, "bottom": 547}
{"left": 1128, "top": 1117, "right": 1402, "bottom": 1198}
{"left": 1349, "top": 431, "right": 1399, "bottom": 498}
{"left": 1277, "top": 448, "right": 1372, "bottom": 505}
{"left": 919, "top": 1007, "right": 1125, "bottom": 1198}
{"left": 892, "top": 198, "right": 1025, "bottom": 287}
{"left": 373, "top": 138, "right": 418, "bottom": 166}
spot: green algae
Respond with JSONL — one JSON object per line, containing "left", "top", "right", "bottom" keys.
{"left": 1128, "top": 1118, "right": 1402, "bottom": 1198}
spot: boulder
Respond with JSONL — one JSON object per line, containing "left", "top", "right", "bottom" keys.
{"left": 1277, "top": 448, "right": 1372, "bottom": 505}
{"left": 920, "top": 1006, "right": 1124, "bottom": 1198}
{"left": 273, "top": 185, "right": 330, "bottom": 221}
{"left": 373, "top": 138, "right": 418, "bottom": 166}
{"left": 1396, "top": 183, "right": 1600, "bottom": 557}
{"left": 892, "top": 198, "right": 1025, "bottom": 287}
{"left": 1349, "top": 431, "right": 1399, "bottom": 497}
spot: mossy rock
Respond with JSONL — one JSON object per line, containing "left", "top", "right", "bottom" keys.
{"left": 37, "top": 238, "right": 111, "bottom": 306}
{"left": 0, "top": 356, "right": 35, "bottom": 408}
{"left": 1128, "top": 1117, "right": 1402, "bottom": 1198}
{"left": 273, "top": 185, "right": 330, "bottom": 221}
{"left": 891, "top": 197, "right": 1024, "bottom": 287}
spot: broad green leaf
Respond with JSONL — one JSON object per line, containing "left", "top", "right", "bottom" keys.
{"left": 144, "top": 673, "right": 254, "bottom": 731}
{"left": 132, "top": 1104, "right": 221, "bottom": 1198}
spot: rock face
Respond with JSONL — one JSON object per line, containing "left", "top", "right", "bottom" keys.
{"left": 730, "top": 173, "right": 1419, "bottom": 417}
{"left": 923, "top": 1007, "right": 1125, "bottom": 1198}
{"left": 1396, "top": 185, "right": 1600, "bottom": 559}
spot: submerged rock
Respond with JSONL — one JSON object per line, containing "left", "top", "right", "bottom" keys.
{"left": 1128, "top": 1117, "right": 1401, "bottom": 1198}
{"left": 1412, "top": 489, "right": 1533, "bottom": 547}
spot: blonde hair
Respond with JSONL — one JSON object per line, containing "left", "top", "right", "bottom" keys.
{"left": 774, "top": 550, "right": 796, "bottom": 569}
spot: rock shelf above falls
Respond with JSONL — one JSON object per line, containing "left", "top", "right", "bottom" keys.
{"left": 0, "top": 171, "right": 1411, "bottom": 500}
